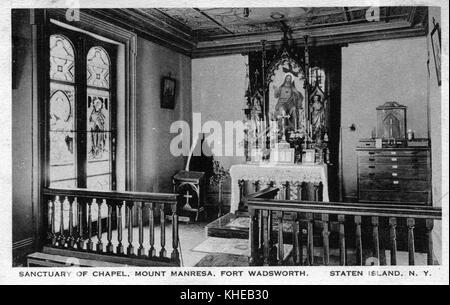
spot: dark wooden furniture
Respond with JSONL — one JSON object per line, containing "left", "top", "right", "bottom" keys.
{"left": 247, "top": 187, "right": 441, "bottom": 266}
{"left": 357, "top": 147, "right": 431, "bottom": 205}
{"left": 173, "top": 170, "right": 205, "bottom": 221}
{"left": 30, "top": 187, "right": 181, "bottom": 267}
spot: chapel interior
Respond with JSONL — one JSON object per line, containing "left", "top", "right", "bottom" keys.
{"left": 12, "top": 7, "right": 443, "bottom": 267}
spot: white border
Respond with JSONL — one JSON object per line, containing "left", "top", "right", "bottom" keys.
{"left": 1, "top": 0, "right": 448, "bottom": 285}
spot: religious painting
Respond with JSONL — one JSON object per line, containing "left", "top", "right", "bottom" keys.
{"left": 430, "top": 18, "right": 441, "bottom": 86}
{"left": 161, "top": 76, "right": 176, "bottom": 109}
{"left": 267, "top": 51, "right": 306, "bottom": 136}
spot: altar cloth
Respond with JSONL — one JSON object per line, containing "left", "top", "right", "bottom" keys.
{"left": 230, "top": 163, "right": 329, "bottom": 213}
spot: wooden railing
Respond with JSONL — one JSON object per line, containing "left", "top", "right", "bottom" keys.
{"left": 247, "top": 187, "right": 442, "bottom": 266}
{"left": 42, "top": 187, "right": 180, "bottom": 266}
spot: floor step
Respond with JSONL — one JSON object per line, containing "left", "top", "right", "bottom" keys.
{"left": 27, "top": 252, "right": 127, "bottom": 267}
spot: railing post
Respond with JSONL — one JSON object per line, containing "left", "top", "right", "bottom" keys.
{"left": 126, "top": 201, "right": 134, "bottom": 256}
{"left": 407, "top": 218, "right": 416, "bottom": 265}
{"left": 106, "top": 201, "right": 114, "bottom": 253}
{"left": 49, "top": 199, "right": 57, "bottom": 246}
{"left": 160, "top": 203, "right": 167, "bottom": 258}
{"left": 86, "top": 199, "right": 93, "bottom": 251}
{"left": 76, "top": 200, "right": 84, "bottom": 250}
{"left": 371, "top": 216, "right": 380, "bottom": 265}
{"left": 306, "top": 212, "right": 314, "bottom": 265}
{"left": 338, "top": 214, "right": 346, "bottom": 266}
{"left": 57, "top": 196, "right": 65, "bottom": 247}
{"left": 116, "top": 201, "right": 124, "bottom": 255}
{"left": 248, "top": 208, "right": 259, "bottom": 266}
{"left": 137, "top": 202, "right": 145, "bottom": 257}
{"left": 277, "top": 211, "right": 284, "bottom": 265}
{"left": 262, "top": 209, "right": 270, "bottom": 266}
{"left": 355, "top": 215, "right": 363, "bottom": 266}
{"left": 426, "top": 219, "right": 434, "bottom": 265}
{"left": 171, "top": 202, "right": 180, "bottom": 262}
{"left": 68, "top": 197, "right": 75, "bottom": 248}
{"left": 148, "top": 202, "right": 156, "bottom": 257}
{"left": 295, "top": 182, "right": 302, "bottom": 201}
{"left": 321, "top": 214, "right": 330, "bottom": 266}
{"left": 389, "top": 217, "right": 397, "bottom": 266}
{"left": 293, "top": 212, "right": 303, "bottom": 265}
{"left": 96, "top": 199, "right": 103, "bottom": 252}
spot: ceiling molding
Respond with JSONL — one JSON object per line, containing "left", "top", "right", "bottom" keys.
{"left": 45, "top": 7, "right": 428, "bottom": 58}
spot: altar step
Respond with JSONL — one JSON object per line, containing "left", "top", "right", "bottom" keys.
{"left": 205, "top": 213, "right": 249, "bottom": 239}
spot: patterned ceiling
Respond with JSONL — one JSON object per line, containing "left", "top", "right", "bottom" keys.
{"left": 154, "top": 7, "right": 415, "bottom": 40}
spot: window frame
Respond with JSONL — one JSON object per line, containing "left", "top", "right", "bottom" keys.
{"left": 47, "top": 24, "right": 117, "bottom": 190}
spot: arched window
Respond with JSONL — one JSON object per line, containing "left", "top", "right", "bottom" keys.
{"left": 48, "top": 28, "right": 116, "bottom": 191}
{"left": 86, "top": 46, "right": 113, "bottom": 190}
{"left": 49, "top": 34, "right": 76, "bottom": 188}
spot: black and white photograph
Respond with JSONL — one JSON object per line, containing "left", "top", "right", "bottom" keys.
{"left": 2, "top": 0, "right": 448, "bottom": 287}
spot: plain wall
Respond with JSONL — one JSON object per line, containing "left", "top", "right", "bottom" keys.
{"left": 135, "top": 37, "right": 192, "bottom": 193}
{"left": 192, "top": 54, "right": 247, "bottom": 170}
{"left": 341, "top": 37, "right": 429, "bottom": 200}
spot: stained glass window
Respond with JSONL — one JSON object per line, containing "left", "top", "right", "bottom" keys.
{"left": 49, "top": 35, "right": 76, "bottom": 188}
{"left": 86, "top": 47, "right": 112, "bottom": 190}
{"left": 48, "top": 29, "right": 115, "bottom": 191}
{"left": 87, "top": 46, "right": 110, "bottom": 88}
{"left": 50, "top": 34, "right": 75, "bottom": 82}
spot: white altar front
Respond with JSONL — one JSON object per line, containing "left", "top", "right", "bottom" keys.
{"left": 230, "top": 163, "right": 329, "bottom": 213}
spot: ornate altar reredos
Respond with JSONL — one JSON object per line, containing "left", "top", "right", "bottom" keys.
{"left": 243, "top": 35, "right": 330, "bottom": 165}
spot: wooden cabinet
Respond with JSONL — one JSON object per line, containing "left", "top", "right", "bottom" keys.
{"left": 357, "top": 147, "right": 431, "bottom": 205}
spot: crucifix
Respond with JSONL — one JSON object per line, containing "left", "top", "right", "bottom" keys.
{"left": 183, "top": 190, "right": 193, "bottom": 209}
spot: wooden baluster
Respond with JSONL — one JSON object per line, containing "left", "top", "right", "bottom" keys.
{"left": 68, "top": 197, "right": 75, "bottom": 248}
{"left": 116, "top": 201, "right": 124, "bottom": 254}
{"left": 426, "top": 219, "right": 434, "bottom": 265}
{"left": 322, "top": 214, "right": 330, "bottom": 266}
{"left": 262, "top": 210, "right": 270, "bottom": 266}
{"left": 49, "top": 200, "right": 56, "bottom": 246}
{"left": 306, "top": 212, "right": 314, "bottom": 265}
{"left": 277, "top": 211, "right": 284, "bottom": 265}
{"left": 160, "top": 204, "right": 167, "bottom": 258}
{"left": 96, "top": 199, "right": 103, "bottom": 252}
{"left": 407, "top": 218, "right": 415, "bottom": 265}
{"left": 355, "top": 216, "right": 363, "bottom": 266}
{"left": 268, "top": 210, "right": 276, "bottom": 263}
{"left": 389, "top": 217, "right": 397, "bottom": 266}
{"left": 148, "top": 203, "right": 156, "bottom": 257}
{"left": 296, "top": 182, "right": 302, "bottom": 201}
{"left": 313, "top": 182, "right": 320, "bottom": 201}
{"left": 59, "top": 196, "right": 66, "bottom": 247}
{"left": 137, "top": 202, "right": 145, "bottom": 257}
{"left": 285, "top": 181, "right": 291, "bottom": 200}
{"left": 238, "top": 179, "right": 245, "bottom": 210}
{"left": 338, "top": 215, "right": 346, "bottom": 266}
{"left": 86, "top": 199, "right": 93, "bottom": 251}
{"left": 293, "top": 212, "right": 303, "bottom": 265}
{"left": 248, "top": 208, "right": 259, "bottom": 266}
{"left": 372, "top": 216, "right": 380, "bottom": 265}
{"left": 126, "top": 202, "right": 134, "bottom": 255}
{"left": 76, "top": 200, "right": 84, "bottom": 250}
{"left": 106, "top": 202, "right": 114, "bottom": 253}
{"left": 171, "top": 202, "right": 180, "bottom": 262}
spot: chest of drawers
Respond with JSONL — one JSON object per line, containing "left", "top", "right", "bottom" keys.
{"left": 356, "top": 147, "right": 431, "bottom": 205}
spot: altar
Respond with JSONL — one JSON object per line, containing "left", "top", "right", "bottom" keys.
{"left": 230, "top": 163, "right": 329, "bottom": 213}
